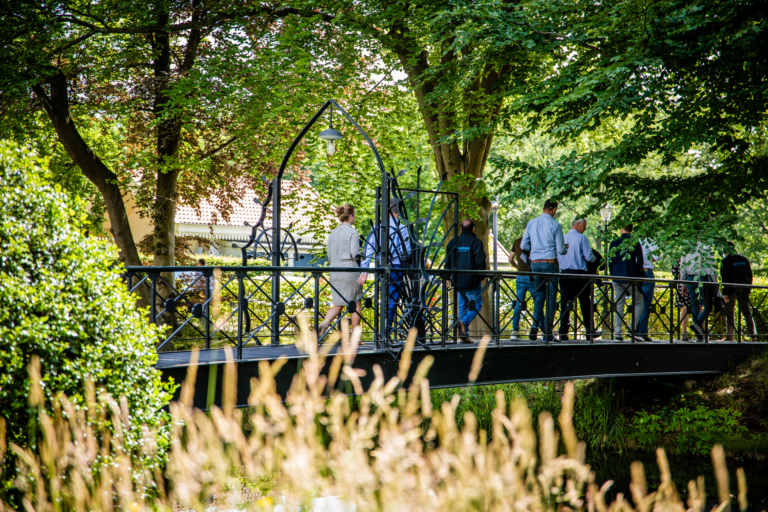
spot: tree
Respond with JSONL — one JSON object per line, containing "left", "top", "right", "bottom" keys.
{"left": 491, "top": 0, "right": 768, "bottom": 257}
{"left": 0, "top": 141, "right": 173, "bottom": 496}
{"left": 0, "top": 0, "right": 367, "bottom": 277}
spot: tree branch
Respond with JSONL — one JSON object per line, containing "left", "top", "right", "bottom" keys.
{"left": 60, "top": 6, "right": 335, "bottom": 35}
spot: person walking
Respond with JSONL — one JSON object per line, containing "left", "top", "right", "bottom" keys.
{"left": 319, "top": 205, "right": 364, "bottom": 339}
{"left": 359, "top": 198, "right": 411, "bottom": 338}
{"left": 721, "top": 241, "right": 757, "bottom": 341}
{"left": 637, "top": 238, "right": 661, "bottom": 341}
{"left": 608, "top": 224, "right": 644, "bottom": 341}
{"left": 508, "top": 229, "right": 538, "bottom": 340}
{"left": 446, "top": 219, "right": 487, "bottom": 343}
{"left": 558, "top": 219, "right": 598, "bottom": 341}
{"left": 671, "top": 258, "right": 692, "bottom": 341}
{"left": 681, "top": 243, "right": 717, "bottom": 341}
{"left": 521, "top": 199, "right": 566, "bottom": 343}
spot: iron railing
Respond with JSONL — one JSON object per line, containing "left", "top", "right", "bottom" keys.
{"left": 125, "top": 266, "right": 767, "bottom": 358}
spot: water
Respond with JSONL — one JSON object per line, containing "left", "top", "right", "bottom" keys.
{"left": 589, "top": 451, "right": 768, "bottom": 508}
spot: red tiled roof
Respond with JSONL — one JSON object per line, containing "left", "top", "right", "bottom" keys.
{"left": 175, "top": 181, "right": 330, "bottom": 230}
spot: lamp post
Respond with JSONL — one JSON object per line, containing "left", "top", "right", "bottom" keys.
{"left": 599, "top": 203, "right": 613, "bottom": 275}
{"left": 319, "top": 104, "right": 343, "bottom": 155}
{"left": 491, "top": 198, "right": 500, "bottom": 271}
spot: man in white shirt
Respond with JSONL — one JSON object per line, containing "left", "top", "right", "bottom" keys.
{"left": 521, "top": 199, "right": 567, "bottom": 342}
{"left": 558, "top": 219, "right": 598, "bottom": 341}
{"left": 637, "top": 239, "right": 661, "bottom": 341}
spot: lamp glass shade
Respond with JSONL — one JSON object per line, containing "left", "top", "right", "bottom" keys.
{"left": 600, "top": 203, "right": 613, "bottom": 222}
{"left": 491, "top": 200, "right": 500, "bottom": 212}
{"left": 326, "top": 139, "right": 336, "bottom": 156}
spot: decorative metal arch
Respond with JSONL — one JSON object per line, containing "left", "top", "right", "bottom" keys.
{"left": 268, "top": 100, "right": 392, "bottom": 345}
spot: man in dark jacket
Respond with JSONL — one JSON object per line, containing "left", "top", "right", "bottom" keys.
{"left": 608, "top": 224, "right": 644, "bottom": 341}
{"left": 721, "top": 241, "right": 757, "bottom": 341}
{"left": 446, "top": 218, "right": 487, "bottom": 343}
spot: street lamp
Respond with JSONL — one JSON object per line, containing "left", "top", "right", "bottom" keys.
{"left": 319, "top": 104, "right": 343, "bottom": 155}
{"left": 491, "top": 198, "right": 500, "bottom": 271}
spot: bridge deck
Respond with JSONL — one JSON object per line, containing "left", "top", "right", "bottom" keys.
{"left": 156, "top": 339, "right": 768, "bottom": 409}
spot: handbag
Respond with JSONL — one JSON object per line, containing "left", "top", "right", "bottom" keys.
{"left": 711, "top": 289, "right": 725, "bottom": 313}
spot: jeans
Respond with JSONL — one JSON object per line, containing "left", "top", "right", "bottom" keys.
{"left": 612, "top": 281, "right": 642, "bottom": 336}
{"left": 686, "top": 275, "right": 713, "bottom": 328}
{"left": 559, "top": 269, "right": 594, "bottom": 338}
{"left": 637, "top": 269, "right": 655, "bottom": 335}
{"left": 388, "top": 264, "right": 404, "bottom": 324}
{"left": 458, "top": 285, "right": 484, "bottom": 328}
{"left": 512, "top": 275, "right": 538, "bottom": 331}
{"left": 531, "top": 261, "right": 559, "bottom": 338}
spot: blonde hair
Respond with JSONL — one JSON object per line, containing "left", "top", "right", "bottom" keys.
{"left": 335, "top": 204, "right": 355, "bottom": 223}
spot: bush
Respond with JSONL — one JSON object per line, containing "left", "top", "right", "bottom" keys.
{"left": 0, "top": 141, "right": 174, "bottom": 494}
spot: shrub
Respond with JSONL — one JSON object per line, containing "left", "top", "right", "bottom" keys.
{"left": 0, "top": 141, "right": 174, "bottom": 494}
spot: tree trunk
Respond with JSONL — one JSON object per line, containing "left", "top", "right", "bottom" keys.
{"left": 33, "top": 72, "right": 150, "bottom": 309}
{"left": 395, "top": 43, "right": 504, "bottom": 338}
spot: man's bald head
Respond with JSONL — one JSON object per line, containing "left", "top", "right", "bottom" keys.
{"left": 461, "top": 218, "right": 475, "bottom": 233}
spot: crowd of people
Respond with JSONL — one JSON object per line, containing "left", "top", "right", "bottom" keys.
{"left": 319, "top": 197, "right": 758, "bottom": 344}
{"left": 504, "top": 199, "right": 758, "bottom": 343}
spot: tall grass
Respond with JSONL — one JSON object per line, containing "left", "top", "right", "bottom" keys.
{"left": 0, "top": 319, "right": 748, "bottom": 512}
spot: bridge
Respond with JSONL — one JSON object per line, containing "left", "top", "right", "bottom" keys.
{"left": 129, "top": 265, "right": 768, "bottom": 410}
{"left": 123, "top": 100, "right": 768, "bottom": 408}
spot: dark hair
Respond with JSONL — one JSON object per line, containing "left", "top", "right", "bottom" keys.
{"left": 543, "top": 199, "right": 558, "bottom": 211}
{"left": 727, "top": 241, "right": 735, "bottom": 249}
{"left": 389, "top": 197, "right": 399, "bottom": 213}
{"left": 335, "top": 204, "right": 355, "bottom": 223}
{"left": 198, "top": 258, "right": 206, "bottom": 266}
{"left": 461, "top": 218, "right": 475, "bottom": 233}
{"left": 622, "top": 223, "right": 634, "bottom": 233}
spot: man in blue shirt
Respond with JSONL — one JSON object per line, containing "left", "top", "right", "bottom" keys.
{"left": 446, "top": 219, "right": 487, "bottom": 343}
{"left": 359, "top": 198, "right": 411, "bottom": 332}
{"left": 608, "top": 224, "right": 644, "bottom": 341}
{"left": 558, "top": 219, "right": 598, "bottom": 341}
{"left": 521, "top": 199, "right": 567, "bottom": 342}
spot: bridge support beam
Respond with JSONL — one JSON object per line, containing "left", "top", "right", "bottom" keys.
{"left": 158, "top": 343, "right": 768, "bottom": 410}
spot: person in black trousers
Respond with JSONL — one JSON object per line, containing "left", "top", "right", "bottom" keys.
{"left": 721, "top": 241, "right": 757, "bottom": 341}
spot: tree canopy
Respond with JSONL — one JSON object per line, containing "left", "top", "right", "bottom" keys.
{"left": 490, "top": 0, "right": 768, "bottom": 257}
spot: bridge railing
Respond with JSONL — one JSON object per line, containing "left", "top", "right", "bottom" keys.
{"left": 124, "top": 266, "right": 767, "bottom": 356}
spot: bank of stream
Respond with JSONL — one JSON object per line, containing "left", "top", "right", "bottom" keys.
{"left": 430, "top": 351, "right": 768, "bottom": 503}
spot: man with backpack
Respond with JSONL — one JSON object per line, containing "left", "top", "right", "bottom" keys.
{"left": 446, "top": 218, "right": 487, "bottom": 343}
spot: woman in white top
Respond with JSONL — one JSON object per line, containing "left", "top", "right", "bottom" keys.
{"left": 318, "top": 204, "right": 363, "bottom": 339}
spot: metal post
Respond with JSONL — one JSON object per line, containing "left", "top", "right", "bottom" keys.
{"left": 668, "top": 283, "right": 674, "bottom": 344}
{"left": 630, "top": 281, "right": 636, "bottom": 343}
{"left": 314, "top": 272, "right": 320, "bottom": 335}
{"left": 494, "top": 276, "right": 501, "bottom": 346}
{"left": 150, "top": 272, "right": 158, "bottom": 324}
{"left": 237, "top": 271, "right": 245, "bottom": 359}
{"left": 374, "top": 187, "right": 381, "bottom": 349}
{"left": 589, "top": 279, "right": 595, "bottom": 344}
{"left": 441, "top": 279, "right": 448, "bottom": 348}
{"left": 205, "top": 270, "right": 212, "bottom": 350}
{"left": 271, "top": 179, "right": 281, "bottom": 346}
{"left": 737, "top": 288, "right": 742, "bottom": 343}
{"left": 453, "top": 198, "right": 459, "bottom": 342}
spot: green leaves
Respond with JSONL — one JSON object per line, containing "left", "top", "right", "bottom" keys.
{"left": 0, "top": 141, "right": 173, "bottom": 494}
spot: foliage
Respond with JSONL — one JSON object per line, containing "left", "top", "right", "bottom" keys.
{"left": 490, "top": 0, "right": 768, "bottom": 260}
{"left": 0, "top": 141, "right": 173, "bottom": 495}
{"left": 631, "top": 407, "right": 748, "bottom": 456}
{"left": 0, "top": 323, "right": 743, "bottom": 512}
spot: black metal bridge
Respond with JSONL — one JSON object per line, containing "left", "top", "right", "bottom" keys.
{"left": 122, "top": 100, "right": 768, "bottom": 408}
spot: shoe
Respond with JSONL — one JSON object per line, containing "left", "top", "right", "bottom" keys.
{"left": 529, "top": 327, "right": 539, "bottom": 341}
{"left": 643, "top": 335, "right": 653, "bottom": 342}
{"left": 559, "top": 335, "right": 569, "bottom": 342}
{"left": 680, "top": 333, "right": 690, "bottom": 342}
{"left": 615, "top": 335, "right": 624, "bottom": 342}
{"left": 509, "top": 330, "right": 521, "bottom": 341}
{"left": 633, "top": 335, "right": 646, "bottom": 343}
{"left": 690, "top": 320, "right": 704, "bottom": 337}
{"left": 592, "top": 330, "right": 603, "bottom": 339}
{"left": 459, "top": 321, "right": 472, "bottom": 343}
